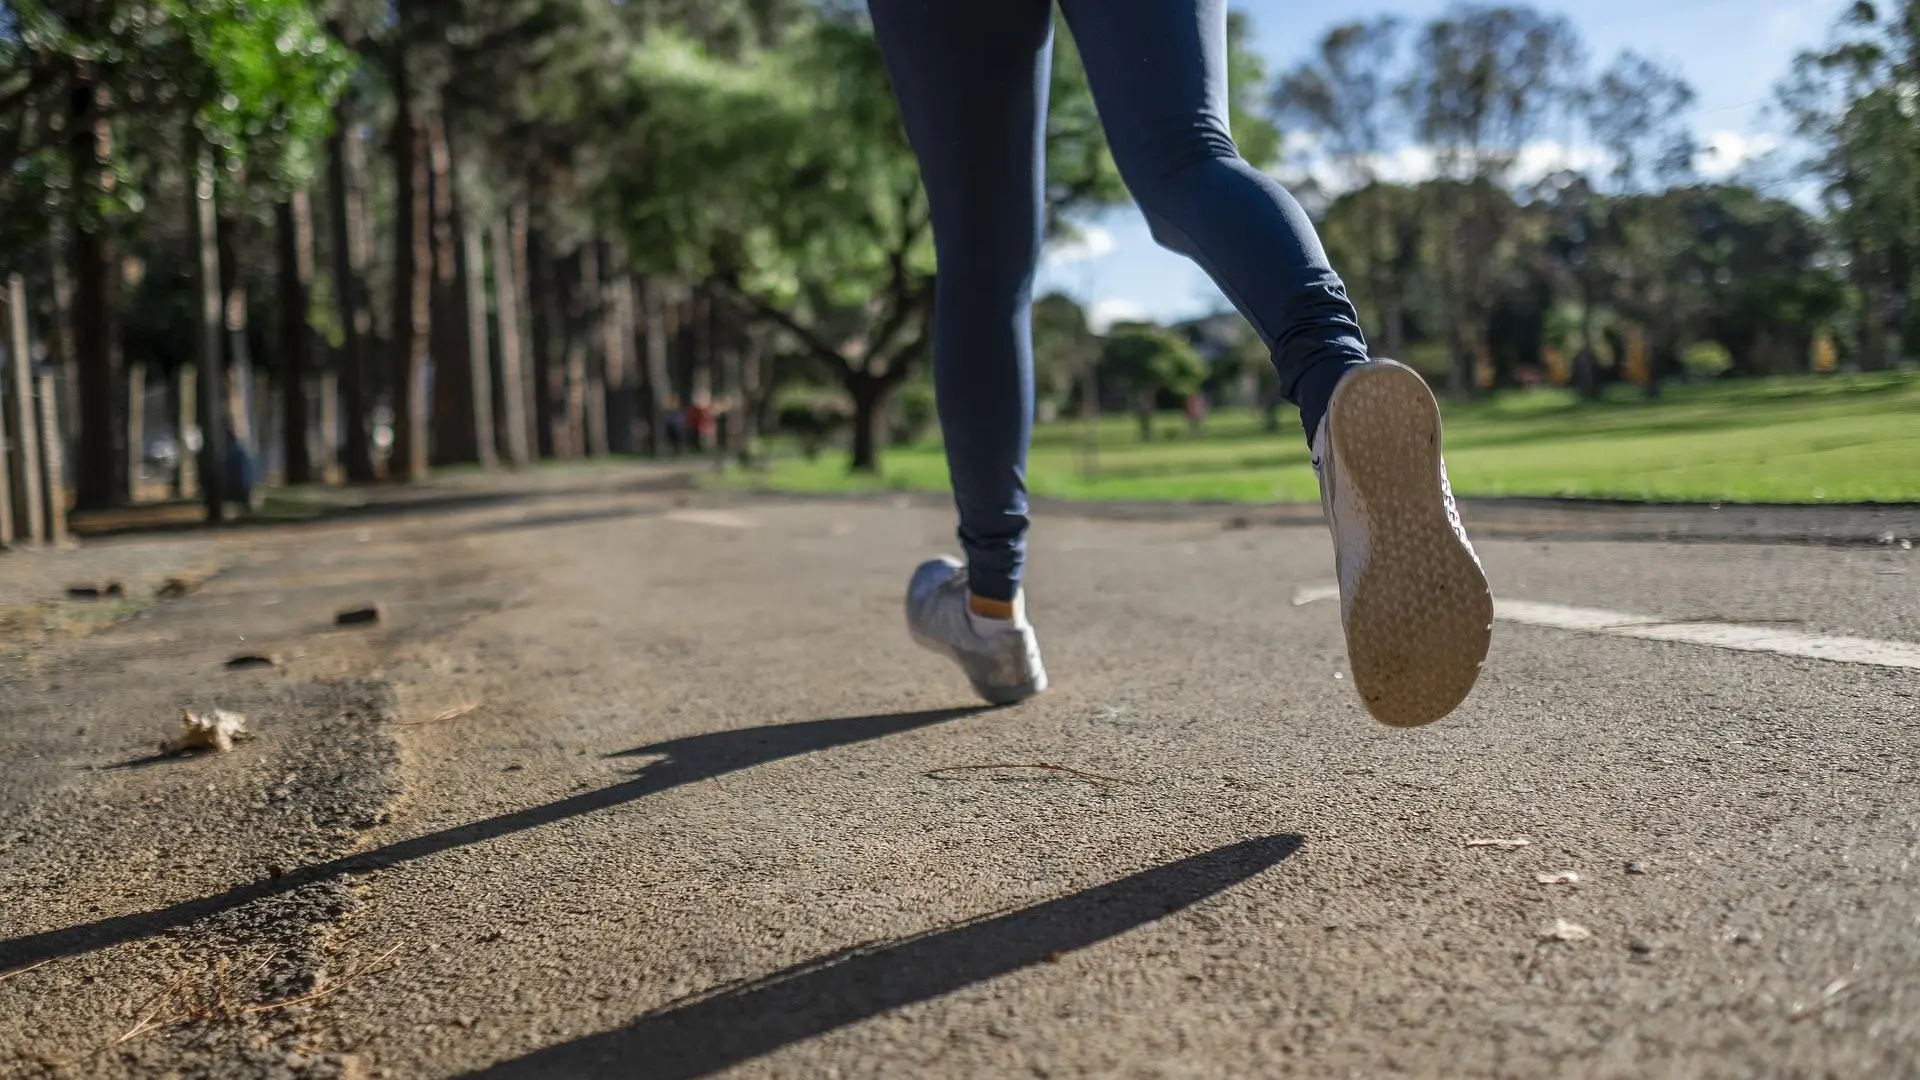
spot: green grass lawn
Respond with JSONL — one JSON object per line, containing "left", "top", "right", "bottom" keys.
{"left": 716, "top": 372, "right": 1920, "bottom": 504}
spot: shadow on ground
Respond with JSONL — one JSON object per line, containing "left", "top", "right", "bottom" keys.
{"left": 464, "top": 835, "right": 1304, "bottom": 1080}
{"left": 0, "top": 707, "right": 987, "bottom": 974}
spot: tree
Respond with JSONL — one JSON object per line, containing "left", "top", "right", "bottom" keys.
{"left": 1536, "top": 172, "right": 1616, "bottom": 396}
{"left": 1400, "top": 4, "right": 1582, "bottom": 396}
{"left": 1030, "top": 292, "right": 1099, "bottom": 415}
{"left": 1274, "top": 19, "right": 1416, "bottom": 360}
{"left": 0, "top": 0, "right": 346, "bottom": 508}
{"left": 1098, "top": 322, "right": 1207, "bottom": 441}
{"left": 1273, "top": 17, "right": 1405, "bottom": 188}
{"left": 1780, "top": 0, "right": 1920, "bottom": 367}
{"left": 607, "top": 23, "right": 924, "bottom": 472}
{"left": 1576, "top": 50, "right": 1696, "bottom": 396}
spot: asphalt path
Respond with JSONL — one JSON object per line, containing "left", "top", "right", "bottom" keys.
{"left": 2, "top": 483, "right": 1915, "bottom": 1078}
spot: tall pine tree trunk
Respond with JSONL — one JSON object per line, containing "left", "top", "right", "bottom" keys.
{"left": 489, "top": 216, "right": 530, "bottom": 467}
{"left": 526, "top": 218, "right": 558, "bottom": 459}
{"left": 462, "top": 220, "right": 497, "bottom": 469}
{"left": 188, "top": 146, "right": 226, "bottom": 520}
{"left": 46, "top": 224, "right": 79, "bottom": 485}
{"left": 389, "top": 67, "right": 432, "bottom": 482}
{"left": 603, "top": 241, "right": 638, "bottom": 455}
{"left": 640, "top": 277, "right": 672, "bottom": 458}
{"left": 326, "top": 98, "right": 376, "bottom": 482}
{"left": 686, "top": 287, "right": 713, "bottom": 456}
{"left": 216, "top": 196, "right": 256, "bottom": 482}
{"left": 70, "top": 72, "right": 124, "bottom": 510}
{"left": 847, "top": 372, "right": 884, "bottom": 473}
{"left": 427, "top": 108, "right": 478, "bottom": 465}
{"left": 576, "top": 244, "right": 606, "bottom": 458}
{"left": 276, "top": 192, "right": 316, "bottom": 484}
{"left": 554, "top": 250, "right": 584, "bottom": 458}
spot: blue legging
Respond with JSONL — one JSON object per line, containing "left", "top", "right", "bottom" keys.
{"left": 869, "top": 0, "right": 1371, "bottom": 602}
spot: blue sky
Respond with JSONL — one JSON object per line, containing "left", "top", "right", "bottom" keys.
{"left": 1036, "top": 0, "right": 1851, "bottom": 329}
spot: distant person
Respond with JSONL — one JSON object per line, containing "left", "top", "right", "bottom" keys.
{"left": 664, "top": 396, "right": 686, "bottom": 455}
{"left": 1184, "top": 391, "right": 1207, "bottom": 434}
{"left": 881, "top": 0, "right": 1493, "bottom": 727}
{"left": 684, "top": 393, "right": 717, "bottom": 453}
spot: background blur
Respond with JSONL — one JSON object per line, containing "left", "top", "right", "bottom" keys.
{"left": 0, "top": 0, "right": 1914, "bottom": 535}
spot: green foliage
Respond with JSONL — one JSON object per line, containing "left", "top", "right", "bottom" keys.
{"left": 611, "top": 22, "right": 928, "bottom": 315}
{"left": 164, "top": 0, "right": 350, "bottom": 188}
{"left": 775, "top": 392, "right": 852, "bottom": 460}
{"left": 1587, "top": 49, "right": 1696, "bottom": 191}
{"left": 1100, "top": 323, "right": 1209, "bottom": 402}
{"left": 1779, "top": 0, "right": 1920, "bottom": 365}
{"left": 888, "top": 380, "right": 937, "bottom": 446}
{"left": 1403, "top": 5, "right": 1582, "bottom": 181}
{"left": 1683, "top": 341, "right": 1733, "bottom": 378}
{"left": 0, "top": 0, "right": 348, "bottom": 211}
{"left": 1030, "top": 291, "right": 1098, "bottom": 407}
{"left": 1223, "top": 12, "right": 1281, "bottom": 170}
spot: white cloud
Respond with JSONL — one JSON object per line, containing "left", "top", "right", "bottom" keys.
{"left": 1286, "top": 140, "right": 1611, "bottom": 197}
{"left": 1697, "top": 131, "right": 1781, "bottom": 179}
{"left": 1284, "top": 133, "right": 1810, "bottom": 194}
{"left": 1042, "top": 226, "right": 1116, "bottom": 267}
{"left": 1087, "top": 298, "right": 1147, "bottom": 333}
{"left": 1512, "top": 142, "right": 1610, "bottom": 182}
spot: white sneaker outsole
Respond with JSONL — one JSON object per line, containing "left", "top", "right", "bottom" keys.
{"left": 1324, "top": 363, "right": 1493, "bottom": 727}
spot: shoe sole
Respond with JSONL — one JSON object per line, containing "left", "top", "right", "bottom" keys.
{"left": 908, "top": 629, "right": 1048, "bottom": 706}
{"left": 1328, "top": 363, "right": 1493, "bottom": 728}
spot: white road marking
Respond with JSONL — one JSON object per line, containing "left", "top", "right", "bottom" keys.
{"left": 663, "top": 509, "right": 760, "bottom": 529}
{"left": 1290, "top": 583, "right": 1342, "bottom": 606}
{"left": 1293, "top": 585, "right": 1920, "bottom": 670}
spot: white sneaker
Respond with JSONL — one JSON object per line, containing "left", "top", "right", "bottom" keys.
{"left": 906, "top": 556, "right": 1048, "bottom": 706}
{"left": 1313, "top": 360, "right": 1493, "bottom": 727}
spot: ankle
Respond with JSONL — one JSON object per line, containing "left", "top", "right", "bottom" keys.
{"left": 966, "top": 590, "right": 1026, "bottom": 634}
{"left": 968, "top": 593, "right": 1016, "bottom": 621}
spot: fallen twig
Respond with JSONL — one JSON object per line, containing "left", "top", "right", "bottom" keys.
{"left": 395, "top": 703, "right": 480, "bottom": 727}
{"left": 111, "top": 970, "right": 197, "bottom": 1047}
{"left": 238, "top": 943, "right": 403, "bottom": 1015}
{"left": 0, "top": 958, "right": 56, "bottom": 985}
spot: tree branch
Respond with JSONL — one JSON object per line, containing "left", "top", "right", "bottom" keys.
{"left": 865, "top": 276, "right": 931, "bottom": 377}
{"left": 714, "top": 272, "right": 852, "bottom": 380}
{"left": 863, "top": 185, "right": 932, "bottom": 366}
{"left": 879, "top": 310, "right": 932, "bottom": 389}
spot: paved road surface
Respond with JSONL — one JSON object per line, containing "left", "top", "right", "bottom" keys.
{"left": 1, "top": 480, "right": 1915, "bottom": 1078}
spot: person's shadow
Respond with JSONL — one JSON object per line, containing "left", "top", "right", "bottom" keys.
{"left": 464, "top": 834, "right": 1303, "bottom": 1079}
{"left": 0, "top": 707, "right": 989, "bottom": 974}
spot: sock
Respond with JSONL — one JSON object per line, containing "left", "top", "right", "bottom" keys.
{"left": 967, "top": 591, "right": 1023, "bottom": 635}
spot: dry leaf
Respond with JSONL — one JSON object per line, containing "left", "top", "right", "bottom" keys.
{"left": 161, "top": 710, "right": 252, "bottom": 754}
